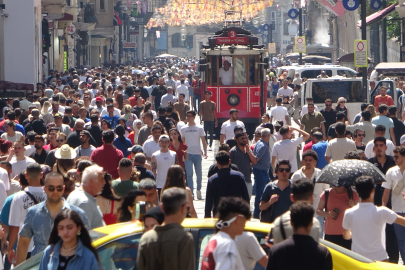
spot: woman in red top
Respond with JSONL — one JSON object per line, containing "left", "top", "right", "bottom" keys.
{"left": 168, "top": 128, "right": 188, "bottom": 169}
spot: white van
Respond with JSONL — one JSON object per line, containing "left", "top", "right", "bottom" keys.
{"left": 301, "top": 77, "right": 369, "bottom": 118}
{"left": 277, "top": 64, "right": 358, "bottom": 80}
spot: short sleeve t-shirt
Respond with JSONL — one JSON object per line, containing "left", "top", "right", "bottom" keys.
{"left": 371, "top": 115, "right": 394, "bottom": 140}
{"left": 234, "top": 232, "right": 266, "bottom": 270}
{"left": 220, "top": 120, "right": 246, "bottom": 142}
{"left": 219, "top": 67, "right": 233, "bottom": 85}
{"left": 201, "top": 231, "right": 244, "bottom": 270}
{"left": 200, "top": 101, "right": 216, "bottom": 122}
{"left": 180, "top": 124, "right": 205, "bottom": 155}
{"left": 325, "top": 138, "right": 357, "bottom": 161}
{"left": 10, "top": 156, "right": 36, "bottom": 179}
{"left": 320, "top": 188, "right": 359, "bottom": 235}
{"left": 277, "top": 87, "right": 293, "bottom": 97}
{"left": 342, "top": 203, "right": 397, "bottom": 261}
{"left": 382, "top": 166, "right": 405, "bottom": 213}
{"left": 111, "top": 179, "right": 139, "bottom": 198}
{"left": 271, "top": 137, "right": 304, "bottom": 172}
{"left": 1, "top": 131, "right": 23, "bottom": 143}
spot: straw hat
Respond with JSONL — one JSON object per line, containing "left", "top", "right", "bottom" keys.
{"left": 55, "top": 144, "right": 77, "bottom": 160}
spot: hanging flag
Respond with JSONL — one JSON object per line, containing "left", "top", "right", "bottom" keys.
{"left": 156, "top": 30, "right": 161, "bottom": 38}
{"left": 114, "top": 11, "right": 122, "bottom": 25}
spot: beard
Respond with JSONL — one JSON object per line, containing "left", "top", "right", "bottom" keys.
{"left": 47, "top": 196, "right": 62, "bottom": 204}
{"left": 34, "top": 145, "right": 43, "bottom": 149}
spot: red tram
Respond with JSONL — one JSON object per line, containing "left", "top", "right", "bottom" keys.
{"left": 199, "top": 22, "right": 268, "bottom": 136}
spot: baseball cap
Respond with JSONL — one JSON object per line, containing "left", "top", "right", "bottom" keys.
{"left": 95, "top": 96, "right": 103, "bottom": 102}
{"left": 77, "top": 100, "right": 84, "bottom": 105}
{"left": 54, "top": 113, "right": 62, "bottom": 118}
{"left": 401, "top": 134, "right": 405, "bottom": 145}
{"left": 159, "top": 135, "right": 170, "bottom": 142}
{"left": 128, "top": 145, "right": 144, "bottom": 154}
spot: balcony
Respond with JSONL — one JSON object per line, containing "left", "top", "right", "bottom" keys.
{"left": 42, "top": 0, "right": 66, "bottom": 20}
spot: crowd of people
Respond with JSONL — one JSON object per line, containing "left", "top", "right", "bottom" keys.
{"left": 0, "top": 58, "right": 404, "bottom": 270}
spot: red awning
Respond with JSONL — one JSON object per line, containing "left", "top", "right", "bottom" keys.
{"left": 357, "top": 2, "right": 397, "bottom": 28}
{"left": 55, "top": 13, "right": 74, "bottom": 21}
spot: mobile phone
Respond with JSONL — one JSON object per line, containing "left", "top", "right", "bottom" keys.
{"left": 333, "top": 208, "right": 340, "bottom": 219}
{"left": 267, "top": 237, "right": 274, "bottom": 244}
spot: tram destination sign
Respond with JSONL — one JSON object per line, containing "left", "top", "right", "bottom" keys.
{"left": 215, "top": 30, "right": 248, "bottom": 45}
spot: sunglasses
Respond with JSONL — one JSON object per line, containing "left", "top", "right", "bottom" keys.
{"left": 394, "top": 156, "right": 401, "bottom": 160}
{"left": 216, "top": 215, "right": 244, "bottom": 229}
{"left": 325, "top": 104, "right": 332, "bottom": 107}
{"left": 56, "top": 139, "right": 65, "bottom": 143}
{"left": 47, "top": 185, "right": 64, "bottom": 192}
{"left": 278, "top": 168, "right": 291, "bottom": 173}
{"left": 357, "top": 134, "right": 365, "bottom": 137}
{"left": 339, "top": 101, "right": 346, "bottom": 103}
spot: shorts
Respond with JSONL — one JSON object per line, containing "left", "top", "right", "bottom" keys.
{"left": 189, "top": 88, "right": 194, "bottom": 96}
{"left": 267, "top": 91, "right": 271, "bottom": 98}
{"left": 270, "top": 89, "right": 278, "bottom": 98}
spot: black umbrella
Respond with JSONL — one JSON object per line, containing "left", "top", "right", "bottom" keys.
{"left": 316, "top": 160, "right": 385, "bottom": 187}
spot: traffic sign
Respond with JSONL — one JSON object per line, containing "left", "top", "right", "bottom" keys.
{"left": 288, "top": 9, "right": 299, "bottom": 19}
{"left": 258, "top": 28, "right": 262, "bottom": 33}
{"left": 261, "top": 34, "right": 267, "bottom": 40}
{"left": 123, "top": 42, "right": 137, "bottom": 49}
{"left": 66, "top": 24, "right": 76, "bottom": 35}
{"left": 354, "top": 40, "right": 367, "bottom": 67}
{"left": 343, "top": 0, "right": 359, "bottom": 11}
{"left": 268, "top": 43, "right": 276, "bottom": 54}
{"left": 370, "top": 0, "right": 382, "bottom": 10}
{"left": 294, "top": 36, "right": 306, "bottom": 53}
{"left": 263, "top": 24, "right": 270, "bottom": 31}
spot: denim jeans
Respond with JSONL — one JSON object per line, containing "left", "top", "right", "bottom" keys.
{"left": 253, "top": 167, "right": 270, "bottom": 218}
{"left": 193, "top": 94, "right": 201, "bottom": 113}
{"left": 394, "top": 212, "right": 405, "bottom": 263}
{"left": 184, "top": 153, "right": 202, "bottom": 193}
{"left": 203, "top": 121, "right": 215, "bottom": 147}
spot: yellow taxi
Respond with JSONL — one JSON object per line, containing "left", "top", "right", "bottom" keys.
{"left": 14, "top": 218, "right": 404, "bottom": 270}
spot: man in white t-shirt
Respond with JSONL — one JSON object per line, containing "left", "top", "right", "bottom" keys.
{"left": 160, "top": 87, "right": 177, "bottom": 107}
{"left": 219, "top": 60, "right": 233, "bottom": 86}
{"left": 271, "top": 126, "right": 310, "bottom": 173}
{"left": 269, "top": 98, "right": 290, "bottom": 126}
{"left": 364, "top": 125, "right": 395, "bottom": 158}
{"left": 7, "top": 163, "right": 46, "bottom": 264}
{"left": 220, "top": 109, "right": 246, "bottom": 144}
{"left": 7, "top": 141, "right": 36, "bottom": 179}
{"left": 277, "top": 79, "right": 293, "bottom": 100}
{"left": 382, "top": 146, "right": 405, "bottom": 262}
{"left": 235, "top": 232, "right": 267, "bottom": 270}
{"left": 180, "top": 110, "right": 207, "bottom": 200}
{"left": 143, "top": 126, "right": 162, "bottom": 161}
{"left": 344, "top": 176, "right": 405, "bottom": 261}
{"left": 151, "top": 135, "right": 177, "bottom": 189}
{"left": 201, "top": 197, "right": 250, "bottom": 270}
{"left": 300, "top": 97, "right": 319, "bottom": 117}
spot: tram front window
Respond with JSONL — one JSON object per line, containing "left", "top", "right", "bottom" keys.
{"left": 233, "top": 57, "right": 247, "bottom": 84}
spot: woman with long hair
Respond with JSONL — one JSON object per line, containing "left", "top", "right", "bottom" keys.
{"left": 366, "top": 104, "right": 377, "bottom": 119}
{"left": 168, "top": 128, "right": 188, "bottom": 169}
{"left": 41, "top": 101, "right": 52, "bottom": 117}
{"left": 62, "top": 85, "right": 71, "bottom": 97}
{"left": 54, "top": 144, "right": 77, "bottom": 197}
{"left": 117, "top": 190, "right": 148, "bottom": 222}
{"left": 161, "top": 165, "right": 197, "bottom": 218}
{"left": 140, "top": 101, "right": 157, "bottom": 121}
{"left": 116, "top": 93, "right": 124, "bottom": 110}
{"left": 96, "top": 173, "right": 121, "bottom": 225}
{"left": 117, "top": 118, "right": 131, "bottom": 138}
{"left": 106, "top": 86, "right": 114, "bottom": 99}
{"left": 101, "top": 119, "right": 111, "bottom": 131}
{"left": 122, "top": 104, "right": 137, "bottom": 129}
{"left": 0, "top": 139, "right": 12, "bottom": 156}
{"left": 39, "top": 209, "right": 100, "bottom": 270}
{"left": 113, "top": 125, "right": 132, "bottom": 157}
{"left": 335, "top": 97, "right": 350, "bottom": 124}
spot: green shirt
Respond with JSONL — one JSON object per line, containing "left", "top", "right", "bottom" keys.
{"left": 301, "top": 112, "right": 325, "bottom": 133}
{"left": 111, "top": 179, "right": 139, "bottom": 198}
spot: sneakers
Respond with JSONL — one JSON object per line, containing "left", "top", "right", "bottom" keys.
{"left": 197, "top": 190, "right": 202, "bottom": 200}
{"left": 208, "top": 147, "right": 212, "bottom": 151}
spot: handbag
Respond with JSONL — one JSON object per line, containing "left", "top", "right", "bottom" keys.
{"left": 392, "top": 174, "right": 405, "bottom": 196}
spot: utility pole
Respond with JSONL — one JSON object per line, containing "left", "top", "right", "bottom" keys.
{"left": 268, "top": 22, "right": 273, "bottom": 67}
{"left": 382, "top": 0, "right": 387, "bottom": 62}
{"left": 119, "top": 10, "right": 123, "bottom": 64}
{"left": 299, "top": 8, "right": 303, "bottom": 65}
{"left": 361, "top": 0, "right": 367, "bottom": 94}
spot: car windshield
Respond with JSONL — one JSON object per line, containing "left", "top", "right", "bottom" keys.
{"left": 311, "top": 80, "right": 366, "bottom": 104}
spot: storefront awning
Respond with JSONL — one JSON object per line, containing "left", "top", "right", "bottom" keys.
{"left": 357, "top": 2, "right": 397, "bottom": 28}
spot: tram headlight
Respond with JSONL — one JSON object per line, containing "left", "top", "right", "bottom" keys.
{"left": 228, "top": 94, "right": 240, "bottom": 107}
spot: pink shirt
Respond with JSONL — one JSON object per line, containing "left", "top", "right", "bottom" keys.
{"left": 320, "top": 188, "right": 359, "bottom": 235}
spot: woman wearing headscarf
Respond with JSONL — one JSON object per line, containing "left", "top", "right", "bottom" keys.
{"left": 128, "top": 119, "right": 142, "bottom": 145}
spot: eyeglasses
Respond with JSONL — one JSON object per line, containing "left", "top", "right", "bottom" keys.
{"left": 47, "top": 185, "right": 64, "bottom": 192}
{"left": 216, "top": 215, "right": 245, "bottom": 229}
{"left": 278, "top": 168, "right": 291, "bottom": 173}
{"left": 357, "top": 134, "right": 365, "bottom": 137}
{"left": 325, "top": 104, "right": 332, "bottom": 107}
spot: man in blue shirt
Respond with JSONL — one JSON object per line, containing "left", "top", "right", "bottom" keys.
{"left": 102, "top": 104, "right": 119, "bottom": 129}
{"left": 371, "top": 104, "right": 395, "bottom": 144}
{"left": 17, "top": 172, "right": 90, "bottom": 264}
{"left": 252, "top": 128, "right": 271, "bottom": 219}
{"left": 311, "top": 132, "right": 329, "bottom": 169}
